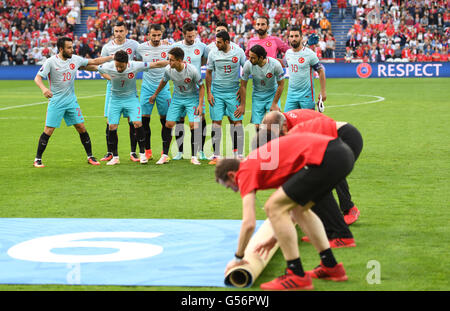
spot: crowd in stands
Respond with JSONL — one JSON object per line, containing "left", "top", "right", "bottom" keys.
{"left": 343, "top": 0, "right": 449, "bottom": 62}
{"left": 0, "top": 0, "right": 448, "bottom": 66}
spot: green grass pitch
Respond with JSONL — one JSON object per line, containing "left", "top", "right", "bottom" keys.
{"left": 0, "top": 77, "right": 449, "bottom": 291}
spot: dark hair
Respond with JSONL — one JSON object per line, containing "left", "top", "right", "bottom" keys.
{"left": 250, "top": 44, "right": 267, "bottom": 59}
{"left": 216, "top": 30, "right": 230, "bottom": 43}
{"left": 114, "top": 21, "right": 127, "bottom": 29}
{"left": 216, "top": 21, "right": 228, "bottom": 30}
{"left": 290, "top": 26, "right": 302, "bottom": 35}
{"left": 57, "top": 37, "right": 73, "bottom": 51}
{"left": 182, "top": 23, "right": 196, "bottom": 33}
{"left": 114, "top": 50, "right": 129, "bottom": 63}
{"left": 150, "top": 24, "right": 163, "bottom": 32}
{"left": 215, "top": 158, "right": 240, "bottom": 182}
{"left": 168, "top": 47, "right": 184, "bottom": 60}
{"left": 256, "top": 16, "right": 269, "bottom": 25}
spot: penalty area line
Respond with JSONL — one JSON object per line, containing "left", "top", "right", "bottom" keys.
{"left": 0, "top": 94, "right": 106, "bottom": 111}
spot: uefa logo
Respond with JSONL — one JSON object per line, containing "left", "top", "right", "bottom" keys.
{"left": 194, "top": 49, "right": 200, "bottom": 55}
{"left": 266, "top": 73, "right": 273, "bottom": 78}
{"left": 184, "top": 78, "right": 191, "bottom": 83}
{"left": 69, "top": 63, "right": 75, "bottom": 70}
{"left": 161, "top": 52, "right": 167, "bottom": 58}
{"left": 232, "top": 57, "right": 238, "bottom": 63}
{"left": 126, "top": 48, "right": 132, "bottom": 54}
{"left": 356, "top": 63, "right": 372, "bottom": 78}
{"left": 298, "top": 57, "right": 305, "bottom": 64}
{"left": 128, "top": 73, "right": 134, "bottom": 79}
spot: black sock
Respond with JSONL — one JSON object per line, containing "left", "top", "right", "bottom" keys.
{"left": 201, "top": 118, "right": 207, "bottom": 152}
{"left": 230, "top": 125, "right": 238, "bottom": 152}
{"left": 36, "top": 132, "right": 50, "bottom": 159}
{"left": 79, "top": 131, "right": 92, "bottom": 157}
{"left": 175, "top": 121, "right": 184, "bottom": 153}
{"left": 129, "top": 122, "right": 137, "bottom": 153}
{"left": 108, "top": 129, "right": 118, "bottom": 157}
{"left": 287, "top": 258, "right": 305, "bottom": 277}
{"left": 135, "top": 126, "right": 146, "bottom": 154}
{"left": 160, "top": 117, "right": 172, "bottom": 155}
{"left": 211, "top": 126, "right": 222, "bottom": 156}
{"left": 142, "top": 116, "right": 151, "bottom": 150}
{"left": 105, "top": 123, "right": 111, "bottom": 153}
{"left": 320, "top": 248, "right": 338, "bottom": 268}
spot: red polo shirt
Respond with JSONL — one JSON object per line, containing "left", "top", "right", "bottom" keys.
{"left": 235, "top": 133, "right": 334, "bottom": 198}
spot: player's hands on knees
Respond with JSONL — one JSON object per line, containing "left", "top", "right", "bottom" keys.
{"left": 42, "top": 88, "right": 53, "bottom": 99}
{"left": 225, "top": 258, "right": 249, "bottom": 275}
{"left": 234, "top": 105, "right": 245, "bottom": 118}
{"left": 254, "top": 236, "right": 277, "bottom": 260}
{"left": 207, "top": 92, "right": 215, "bottom": 107}
{"left": 235, "top": 89, "right": 241, "bottom": 102}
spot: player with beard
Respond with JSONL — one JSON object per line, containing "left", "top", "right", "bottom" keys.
{"left": 171, "top": 23, "right": 209, "bottom": 161}
{"left": 244, "top": 16, "right": 289, "bottom": 62}
{"left": 136, "top": 24, "right": 173, "bottom": 161}
{"left": 100, "top": 22, "right": 140, "bottom": 163}
{"left": 33, "top": 37, "right": 113, "bottom": 167}
{"left": 283, "top": 27, "right": 327, "bottom": 112}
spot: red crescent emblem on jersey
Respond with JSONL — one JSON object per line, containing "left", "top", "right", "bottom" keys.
{"left": 194, "top": 49, "right": 200, "bottom": 55}
{"left": 266, "top": 41, "right": 272, "bottom": 47}
{"left": 184, "top": 78, "right": 191, "bottom": 83}
{"left": 161, "top": 52, "right": 167, "bottom": 58}
{"left": 298, "top": 57, "right": 305, "bottom": 63}
{"left": 126, "top": 48, "right": 132, "bottom": 54}
{"left": 232, "top": 57, "right": 238, "bottom": 63}
{"left": 128, "top": 73, "right": 135, "bottom": 79}
{"left": 266, "top": 73, "right": 273, "bottom": 78}
{"left": 69, "top": 63, "right": 75, "bottom": 70}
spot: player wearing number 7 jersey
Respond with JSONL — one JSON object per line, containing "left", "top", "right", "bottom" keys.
{"left": 33, "top": 37, "right": 113, "bottom": 168}
{"left": 283, "top": 27, "right": 326, "bottom": 112}
{"left": 96, "top": 50, "right": 169, "bottom": 165}
{"left": 150, "top": 47, "right": 205, "bottom": 166}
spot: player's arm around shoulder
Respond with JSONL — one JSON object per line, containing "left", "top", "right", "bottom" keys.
{"left": 87, "top": 54, "right": 114, "bottom": 65}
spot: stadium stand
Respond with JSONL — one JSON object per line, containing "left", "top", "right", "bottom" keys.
{"left": 0, "top": 0, "right": 448, "bottom": 65}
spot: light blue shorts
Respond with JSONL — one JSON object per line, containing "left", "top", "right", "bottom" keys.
{"left": 284, "top": 90, "right": 315, "bottom": 112}
{"left": 107, "top": 95, "right": 142, "bottom": 125}
{"left": 140, "top": 82, "right": 171, "bottom": 116}
{"left": 209, "top": 89, "right": 243, "bottom": 122}
{"left": 166, "top": 95, "right": 201, "bottom": 123}
{"left": 251, "top": 91, "right": 279, "bottom": 124}
{"left": 45, "top": 95, "right": 84, "bottom": 128}
{"left": 105, "top": 81, "right": 130, "bottom": 119}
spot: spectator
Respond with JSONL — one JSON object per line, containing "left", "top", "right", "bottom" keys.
{"left": 337, "top": 0, "right": 347, "bottom": 20}
{"left": 322, "top": 0, "right": 332, "bottom": 19}
{"left": 320, "top": 16, "right": 332, "bottom": 33}
{"left": 324, "top": 34, "right": 335, "bottom": 58}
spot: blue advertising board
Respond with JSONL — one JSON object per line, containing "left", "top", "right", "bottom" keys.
{"left": 0, "top": 62, "right": 449, "bottom": 80}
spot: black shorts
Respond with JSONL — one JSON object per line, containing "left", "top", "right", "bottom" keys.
{"left": 282, "top": 138, "right": 355, "bottom": 206}
{"left": 338, "top": 123, "right": 363, "bottom": 161}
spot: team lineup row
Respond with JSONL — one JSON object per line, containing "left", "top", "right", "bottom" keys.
{"left": 33, "top": 21, "right": 326, "bottom": 168}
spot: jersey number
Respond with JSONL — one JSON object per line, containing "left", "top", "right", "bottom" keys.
{"left": 291, "top": 64, "right": 299, "bottom": 73}
{"left": 121, "top": 80, "right": 125, "bottom": 87}
{"left": 63, "top": 72, "right": 72, "bottom": 81}
{"left": 224, "top": 65, "right": 232, "bottom": 73}
{"left": 186, "top": 57, "right": 191, "bottom": 64}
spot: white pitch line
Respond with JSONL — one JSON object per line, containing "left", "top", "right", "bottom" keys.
{"left": 325, "top": 94, "right": 385, "bottom": 108}
{"left": 0, "top": 94, "right": 105, "bottom": 111}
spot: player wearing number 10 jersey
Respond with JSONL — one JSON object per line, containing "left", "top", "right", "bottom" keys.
{"left": 283, "top": 27, "right": 326, "bottom": 112}
{"left": 33, "top": 37, "right": 113, "bottom": 168}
